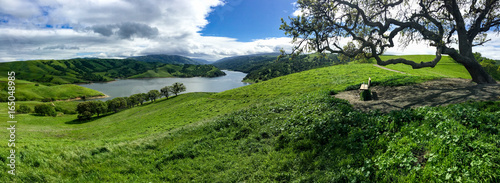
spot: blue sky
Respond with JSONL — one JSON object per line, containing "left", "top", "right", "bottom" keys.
{"left": 0, "top": 0, "right": 499, "bottom": 62}
{"left": 201, "top": 0, "right": 296, "bottom": 42}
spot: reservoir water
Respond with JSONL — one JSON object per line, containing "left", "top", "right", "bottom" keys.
{"left": 78, "top": 70, "right": 249, "bottom": 100}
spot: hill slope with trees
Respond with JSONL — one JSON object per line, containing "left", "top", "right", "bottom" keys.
{"left": 212, "top": 53, "right": 342, "bottom": 82}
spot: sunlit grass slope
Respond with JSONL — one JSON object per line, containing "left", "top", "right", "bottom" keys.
{"left": 1, "top": 60, "right": 498, "bottom": 182}
{"left": 0, "top": 78, "right": 104, "bottom": 101}
{"left": 377, "top": 55, "right": 472, "bottom": 79}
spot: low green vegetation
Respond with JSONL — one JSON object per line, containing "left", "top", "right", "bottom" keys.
{"left": 0, "top": 56, "right": 498, "bottom": 182}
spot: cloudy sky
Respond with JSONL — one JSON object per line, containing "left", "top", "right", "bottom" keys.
{"left": 0, "top": 0, "right": 499, "bottom": 62}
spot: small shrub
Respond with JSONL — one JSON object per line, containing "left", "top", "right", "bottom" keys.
{"left": 34, "top": 104, "right": 57, "bottom": 117}
{"left": 360, "top": 89, "right": 372, "bottom": 101}
{"left": 17, "top": 104, "right": 32, "bottom": 113}
{"left": 35, "top": 83, "right": 39, "bottom": 86}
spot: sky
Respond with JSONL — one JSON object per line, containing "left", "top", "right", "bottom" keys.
{"left": 0, "top": 0, "right": 499, "bottom": 62}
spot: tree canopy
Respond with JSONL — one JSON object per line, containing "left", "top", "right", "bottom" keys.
{"left": 171, "top": 82, "right": 186, "bottom": 96}
{"left": 281, "top": 0, "right": 500, "bottom": 83}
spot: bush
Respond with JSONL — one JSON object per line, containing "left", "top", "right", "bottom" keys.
{"left": 360, "top": 89, "right": 372, "bottom": 101}
{"left": 34, "top": 104, "right": 57, "bottom": 117}
{"left": 17, "top": 104, "right": 32, "bottom": 113}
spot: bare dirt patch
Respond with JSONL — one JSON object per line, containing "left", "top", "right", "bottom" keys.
{"left": 335, "top": 78, "right": 500, "bottom": 113}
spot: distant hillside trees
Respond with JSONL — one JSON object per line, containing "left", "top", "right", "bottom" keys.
{"left": 474, "top": 52, "right": 500, "bottom": 81}
{"left": 242, "top": 54, "right": 340, "bottom": 82}
{"left": 213, "top": 53, "right": 341, "bottom": 83}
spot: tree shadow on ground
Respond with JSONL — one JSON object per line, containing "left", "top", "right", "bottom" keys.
{"left": 337, "top": 79, "right": 500, "bottom": 113}
{"left": 65, "top": 113, "right": 115, "bottom": 124}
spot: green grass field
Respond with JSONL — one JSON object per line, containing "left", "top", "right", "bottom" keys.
{"left": 0, "top": 78, "right": 104, "bottom": 101}
{"left": 376, "top": 55, "right": 472, "bottom": 79}
{"left": 0, "top": 56, "right": 499, "bottom": 182}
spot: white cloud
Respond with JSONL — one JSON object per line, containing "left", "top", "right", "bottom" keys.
{"left": 0, "top": 0, "right": 295, "bottom": 62}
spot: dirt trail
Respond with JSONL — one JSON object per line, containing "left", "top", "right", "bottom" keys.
{"left": 373, "top": 64, "right": 408, "bottom": 74}
{"left": 335, "top": 78, "right": 500, "bottom": 113}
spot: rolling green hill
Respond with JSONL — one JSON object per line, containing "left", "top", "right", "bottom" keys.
{"left": 0, "top": 78, "right": 104, "bottom": 102}
{"left": 128, "top": 54, "right": 206, "bottom": 65}
{"left": 1, "top": 56, "right": 499, "bottom": 182}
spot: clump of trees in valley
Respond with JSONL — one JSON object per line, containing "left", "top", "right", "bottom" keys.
{"left": 76, "top": 82, "right": 186, "bottom": 120}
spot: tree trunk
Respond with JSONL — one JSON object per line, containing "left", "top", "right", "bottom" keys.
{"left": 445, "top": 47, "right": 497, "bottom": 84}
{"left": 462, "top": 59, "right": 497, "bottom": 84}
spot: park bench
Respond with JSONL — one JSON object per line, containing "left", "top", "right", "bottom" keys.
{"left": 359, "top": 77, "right": 371, "bottom": 90}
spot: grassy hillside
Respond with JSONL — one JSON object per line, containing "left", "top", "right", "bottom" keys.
{"left": 0, "top": 78, "right": 104, "bottom": 102}
{"left": 0, "top": 58, "right": 225, "bottom": 86}
{"left": 128, "top": 54, "right": 206, "bottom": 65}
{"left": 2, "top": 61, "right": 499, "bottom": 182}
{"left": 377, "top": 55, "right": 472, "bottom": 79}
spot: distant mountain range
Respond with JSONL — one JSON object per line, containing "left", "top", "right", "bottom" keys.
{"left": 128, "top": 54, "right": 207, "bottom": 65}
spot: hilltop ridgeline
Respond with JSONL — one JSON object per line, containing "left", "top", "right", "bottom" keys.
{"left": 128, "top": 54, "right": 208, "bottom": 65}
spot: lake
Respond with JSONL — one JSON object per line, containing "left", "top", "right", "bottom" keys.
{"left": 78, "top": 70, "right": 249, "bottom": 100}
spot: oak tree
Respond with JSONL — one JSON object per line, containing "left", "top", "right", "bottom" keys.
{"left": 281, "top": 0, "right": 500, "bottom": 83}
